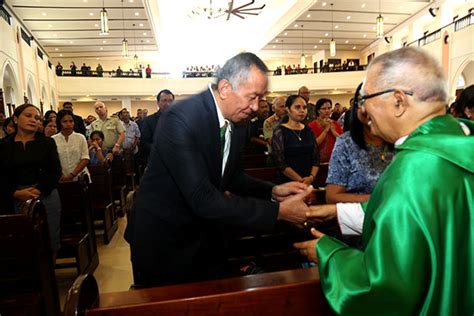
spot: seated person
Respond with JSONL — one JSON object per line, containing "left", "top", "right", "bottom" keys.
{"left": 326, "top": 83, "right": 395, "bottom": 203}
{"left": 272, "top": 95, "right": 320, "bottom": 185}
{"left": 89, "top": 130, "right": 113, "bottom": 166}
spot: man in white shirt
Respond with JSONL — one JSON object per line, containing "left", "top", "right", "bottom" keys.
{"left": 119, "top": 108, "right": 141, "bottom": 155}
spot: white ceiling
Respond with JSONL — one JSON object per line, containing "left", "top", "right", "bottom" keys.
{"left": 6, "top": 0, "right": 432, "bottom": 64}
{"left": 8, "top": 0, "right": 156, "bottom": 58}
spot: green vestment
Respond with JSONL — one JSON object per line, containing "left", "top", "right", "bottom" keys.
{"left": 316, "top": 115, "right": 474, "bottom": 315}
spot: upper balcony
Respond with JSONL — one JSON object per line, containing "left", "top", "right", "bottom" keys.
{"left": 56, "top": 68, "right": 367, "bottom": 99}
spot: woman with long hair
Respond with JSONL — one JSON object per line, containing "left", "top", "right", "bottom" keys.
{"left": 52, "top": 109, "right": 89, "bottom": 182}
{"left": 272, "top": 95, "right": 320, "bottom": 185}
{"left": 308, "top": 98, "right": 343, "bottom": 162}
{"left": 0, "top": 104, "right": 62, "bottom": 255}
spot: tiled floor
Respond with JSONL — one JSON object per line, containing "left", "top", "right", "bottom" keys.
{"left": 56, "top": 217, "right": 133, "bottom": 309}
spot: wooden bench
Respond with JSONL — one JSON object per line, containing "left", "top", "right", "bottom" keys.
{"left": 245, "top": 166, "right": 277, "bottom": 182}
{"left": 64, "top": 267, "right": 334, "bottom": 315}
{"left": 242, "top": 153, "right": 268, "bottom": 169}
{"left": 0, "top": 199, "right": 61, "bottom": 316}
{"left": 88, "top": 165, "right": 118, "bottom": 244}
{"left": 57, "top": 174, "right": 99, "bottom": 275}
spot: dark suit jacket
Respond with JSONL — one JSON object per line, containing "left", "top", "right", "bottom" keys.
{"left": 139, "top": 110, "right": 161, "bottom": 158}
{"left": 127, "top": 89, "right": 278, "bottom": 287}
{"left": 73, "top": 114, "right": 86, "bottom": 136}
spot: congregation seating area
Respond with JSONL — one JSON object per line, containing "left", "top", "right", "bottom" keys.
{"left": 0, "top": 147, "right": 337, "bottom": 315}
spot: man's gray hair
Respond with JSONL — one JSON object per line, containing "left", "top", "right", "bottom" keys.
{"left": 213, "top": 52, "right": 268, "bottom": 90}
{"left": 367, "top": 47, "right": 449, "bottom": 104}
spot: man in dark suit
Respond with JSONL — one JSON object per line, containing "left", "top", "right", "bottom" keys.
{"left": 139, "top": 89, "right": 174, "bottom": 159}
{"left": 62, "top": 101, "right": 86, "bottom": 136}
{"left": 126, "top": 52, "right": 312, "bottom": 287}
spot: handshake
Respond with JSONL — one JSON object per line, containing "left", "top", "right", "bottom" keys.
{"left": 272, "top": 182, "right": 337, "bottom": 228}
{"left": 272, "top": 181, "right": 338, "bottom": 263}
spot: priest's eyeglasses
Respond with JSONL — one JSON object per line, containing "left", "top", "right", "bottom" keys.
{"left": 358, "top": 89, "right": 413, "bottom": 108}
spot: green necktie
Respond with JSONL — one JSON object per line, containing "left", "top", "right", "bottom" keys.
{"left": 220, "top": 122, "right": 227, "bottom": 157}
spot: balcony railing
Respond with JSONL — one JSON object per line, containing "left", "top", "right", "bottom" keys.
{"left": 418, "top": 30, "right": 441, "bottom": 47}
{"left": 454, "top": 12, "right": 474, "bottom": 32}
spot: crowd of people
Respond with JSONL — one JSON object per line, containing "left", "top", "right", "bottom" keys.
{"left": 273, "top": 60, "right": 363, "bottom": 76}
{"left": 1, "top": 47, "right": 473, "bottom": 314}
{"left": 56, "top": 62, "right": 153, "bottom": 78}
{"left": 182, "top": 65, "right": 220, "bottom": 78}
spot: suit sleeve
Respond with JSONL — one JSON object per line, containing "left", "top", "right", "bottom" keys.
{"left": 139, "top": 118, "right": 153, "bottom": 155}
{"left": 75, "top": 115, "right": 86, "bottom": 136}
{"left": 156, "top": 111, "right": 279, "bottom": 231}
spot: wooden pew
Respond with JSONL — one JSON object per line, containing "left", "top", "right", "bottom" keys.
{"left": 88, "top": 165, "right": 118, "bottom": 244}
{"left": 0, "top": 199, "right": 61, "bottom": 316}
{"left": 242, "top": 153, "right": 268, "bottom": 169}
{"left": 64, "top": 268, "right": 334, "bottom": 316}
{"left": 57, "top": 174, "right": 99, "bottom": 275}
{"left": 245, "top": 166, "right": 277, "bottom": 183}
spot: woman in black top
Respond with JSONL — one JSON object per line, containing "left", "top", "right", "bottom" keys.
{"left": 0, "top": 104, "right": 62, "bottom": 254}
{"left": 272, "top": 95, "right": 320, "bottom": 185}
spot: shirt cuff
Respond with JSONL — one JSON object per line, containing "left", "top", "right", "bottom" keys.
{"left": 336, "top": 203, "right": 364, "bottom": 236}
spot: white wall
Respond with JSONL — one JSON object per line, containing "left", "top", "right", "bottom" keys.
{"left": 0, "top": 7, "right": 58, "bottom": 113}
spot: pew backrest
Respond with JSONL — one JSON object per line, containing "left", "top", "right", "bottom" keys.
{"left": 64, "top": 268, "right": 333, "bottom": 316}
{"left": 0, "top": 199, "right": 60, "bottom": 316}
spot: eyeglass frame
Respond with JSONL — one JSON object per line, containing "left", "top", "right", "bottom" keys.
{"left": 358, "top": 89, "right": 414, "bottom": 108}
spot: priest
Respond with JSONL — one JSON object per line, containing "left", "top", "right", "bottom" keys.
{"left": 295, "top": 47, "right": 473, "bottom": 315}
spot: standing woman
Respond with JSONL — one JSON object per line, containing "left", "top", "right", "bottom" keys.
{"left": 52, "top": 109, "right": 89, "bottom": 182}
{"left": 272, "top": 95, "right": 320, "bottom": 185}
{"left": 0, "top": 104, "right": 62, "bottom": 254}
{"left": 308, "top": 98, "right": 343, "bottom": 162}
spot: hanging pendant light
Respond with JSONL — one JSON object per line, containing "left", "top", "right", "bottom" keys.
{"left": 376, "top": 0, "right": 384, "bottom": 38}
{"left": 122, "top": 39, "right": 129, "bottom": 57}
{"left": 132, "top": 24, "right": 138, "bottom": 69}
{"left": 300, "top": 25, "right": 306, "bottom": 66}
{"left": 330, "top": 3, "right": 336, "bottom": 57}
{"left": 121, "top": 0, "right": 129, "bottom": 57}
{"left": 99, "top": 0, "right": 109, "bottom": 35}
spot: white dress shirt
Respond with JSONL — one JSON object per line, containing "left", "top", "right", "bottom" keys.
{"left": 52, "top": 131, "right": 90, "bottom": 181}
{"left": 122, "top": 120, "right": 141, "bottom": 154}
{"left": 209, "top": 84, "right": 232, "bottom": 175}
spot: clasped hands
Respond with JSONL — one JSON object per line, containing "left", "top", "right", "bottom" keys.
{"left": 272, "top": 181, "right": 337, "bottom": 263}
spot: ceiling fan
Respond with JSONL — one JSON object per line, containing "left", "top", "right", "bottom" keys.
{"left": 225, "top": 0, "right": 266, "bottom": 20}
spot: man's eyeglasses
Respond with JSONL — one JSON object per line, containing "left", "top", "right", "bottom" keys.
{"left": 358, "top": 89, "right": 413, "bottom": 108}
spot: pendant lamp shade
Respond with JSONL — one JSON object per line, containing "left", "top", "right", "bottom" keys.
{"left": 122, "top": 38, "right": 129, "bottom": 57}
{"left": 330, "top": 39, "right": 336, "bottom": 56}
{"left": 376, "top": 14, "right": 384, "bottom": 38}
{"left": 100, "top": 7, "right": 109, "bottom": 35}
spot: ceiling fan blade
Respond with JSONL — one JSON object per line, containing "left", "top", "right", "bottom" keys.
{"left": 233, "top": 0, "right": 256, "bottom": 11}
{"left": 226, "top": 0, "right": 233, "bottom": 21}
{"left": 232, "top": 11, "right": 246, "bottom": 19}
